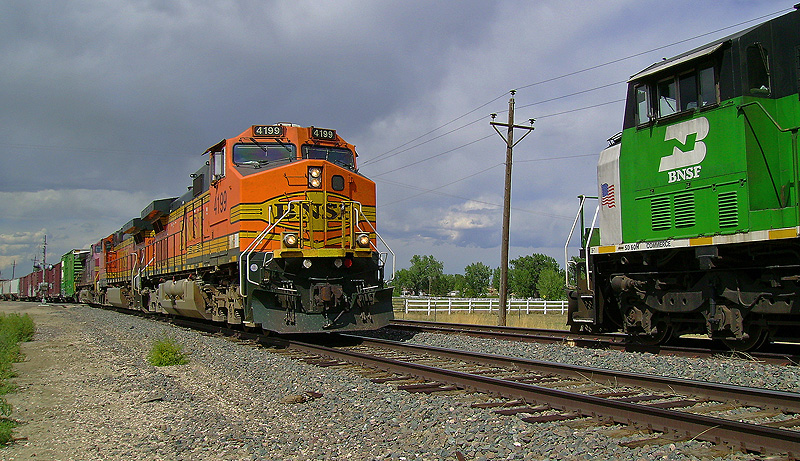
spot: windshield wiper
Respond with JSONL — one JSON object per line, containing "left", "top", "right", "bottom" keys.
{"left": 234, "top": 160, "right": 262, "bottom": 168}
{"left": 273, "top": 137, "right": 293, "bottom": 153}
{"left": 249, "top": 137, "right": 269, "bottom": 152}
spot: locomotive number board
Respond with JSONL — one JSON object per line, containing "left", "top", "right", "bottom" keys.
{"left": 252, "top": 125, "right": 285, "bottom": 137}
{"left": 311, "top": 127, "right": 336, "bottom": 141}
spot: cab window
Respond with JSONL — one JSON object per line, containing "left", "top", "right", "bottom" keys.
{"left": 634, "top": 85, "right": 650, "bottom": 125}
{"left": 302, "top": 146, "right": 355, "bottom": 169}
{"left": 211, "top": 147, "right": 225, "bottom": 181}
{"left": 635, "top": 63, "right": 717, "bottom": 125}
{"left": 747, "top": 43, "right": 770, "bottom": 95}
{"left": 233, "top": 143, "right": 295, "bottom": 167}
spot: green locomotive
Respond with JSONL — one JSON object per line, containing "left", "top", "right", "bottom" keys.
{"left": 567, "top": 7, "right": 800, "bottom": 350}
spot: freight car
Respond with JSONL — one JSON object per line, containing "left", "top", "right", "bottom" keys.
{"left": 8, "top": 262, "right": 63, "bottom": 302}
{"left": 566, "top": 7, "right": 800, "bottom": 350}
{"left": 0, "top": 278, "right": 20, "bottom": 301}
{"left": 61, "top": 250, "right": 88, "bottom": 302}
{"left": 75, "top": 124, "right": 394, "bottom": 333}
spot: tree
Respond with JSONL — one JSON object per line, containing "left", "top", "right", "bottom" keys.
{"left": 463, "top": 262, "right": 492, "bottom": 297}
{"left": 508, "top": 253, "right": 561, "bottom": 298}
{"left": 567, "top": 255, "right": 587, "bottom": 289}
{"left": 536, "top": 268, "right": 567, "bottom": 300}
{"left": 393, "top": 255, "right": 445, "bottom": 296}
{"left": 392, "top": 268, "right": 414, "bottom": 296}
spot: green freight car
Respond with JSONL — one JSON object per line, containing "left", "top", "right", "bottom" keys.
{"left": 61, "top": 250, "right": 89, "bottom": 302}
{"left": 567, "top": 7, "right": 800, "bottom": 351}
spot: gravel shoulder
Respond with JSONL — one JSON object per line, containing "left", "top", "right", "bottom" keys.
{"left": 0, "top": 302, "right": 781, "bottom": 460}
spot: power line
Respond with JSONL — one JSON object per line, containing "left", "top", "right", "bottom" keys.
{"left": 364, "top": 93, "right": 509, "bottom": 165}
{"left": 362, "top": 116, "right": 488, "bottom": 166}
{"left": 365, "top": 99, "right": 622, "bottom": 178}
{"left": 365, "top": 8, "right": 790, "bottom": 164}
{"left": 514, "top": 8, "right": 790, "bottom": 92}
{"left": 371, "top": 134, "right": 494, "bottom": 177}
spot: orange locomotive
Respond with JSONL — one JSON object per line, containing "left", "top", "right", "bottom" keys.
{"left": 79, "top": 124, "right": 395, "bottom": 333}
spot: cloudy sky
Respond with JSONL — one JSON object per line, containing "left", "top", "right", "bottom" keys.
{"left": 0, "top": 0, "right": 792, "bottom": 279}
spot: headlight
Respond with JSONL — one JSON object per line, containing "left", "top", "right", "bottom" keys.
{"left": 334, "top": 258, "right": 343, "bottom": 268}
{"left": 303, "top": 259, "right": 313, "bottom": 269}
{"left": 308, "top": 167, "right": 322, "bottom": 188}
{"left": 356, "top": 233, "right": 370, "bottom": 248}
{"left": 282, "top": 233, "right": 298, "bottom": 248}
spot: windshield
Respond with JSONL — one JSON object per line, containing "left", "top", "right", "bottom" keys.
{"left": 233, "top": 143, "right": 295, "bottom": 166}
{"left": 302, "top": 146, "right": 355, "bottom": 169}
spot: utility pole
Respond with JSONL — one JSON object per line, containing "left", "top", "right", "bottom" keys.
{"left": 490, "top": 90, "right": 535, "bottom": 326}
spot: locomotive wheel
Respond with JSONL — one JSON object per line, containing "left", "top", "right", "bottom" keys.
{"left": 720, "top": 324, "right": 769, "bottom": 352}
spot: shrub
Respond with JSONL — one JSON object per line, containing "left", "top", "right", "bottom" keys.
{"left": 0, "top": 419, "right": 16, "bottom": 445}
{"left": 147, "top": 337, "right": 189, "bottom": 366}
{"left": 0, "top": 313, "right": 34, "bottom": 445}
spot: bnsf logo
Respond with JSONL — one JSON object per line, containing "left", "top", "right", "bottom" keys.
{"left": 659, "top": 117, "right": 708, "bottom": 184}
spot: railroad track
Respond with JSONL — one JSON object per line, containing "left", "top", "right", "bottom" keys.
{"left": 166, "top": 315, "right": 800, "bottom": 457}
{"left": 389, "top": 319, "right": 800, "bottom": 366}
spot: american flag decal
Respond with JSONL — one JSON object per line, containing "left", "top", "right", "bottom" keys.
{"left": 601, "top": 183, "right": 616, "bottom": 208}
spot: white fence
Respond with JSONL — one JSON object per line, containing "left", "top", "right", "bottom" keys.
{"left": 396, "top": 297, "right": 567, "bottom": 315}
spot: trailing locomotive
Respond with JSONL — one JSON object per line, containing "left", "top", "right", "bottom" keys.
{"left": 70, "top": 124, "right": 394, "bottom": 333}
{"left": 567, "top": 7, "right": 800, "bottom": 350}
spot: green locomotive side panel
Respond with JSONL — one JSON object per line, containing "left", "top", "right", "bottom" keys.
{"left": 743, "top": 95, "right": 800, "bottom": 230}
{"left": 619, "top": 93, "right": 800, "bottom": 244}
{"left": 620, "top": 100, "right": 749, "bottom": 242}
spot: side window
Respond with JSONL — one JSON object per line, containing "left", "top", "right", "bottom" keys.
{"left": 212, "top": 148, "right": 225, "bottom": 181}
{"left": 678, "top": 73, "right": 698, "bottom": 111}
{"left": 697, "top": 66, "right": 716, "bottom": 107}
{"left": 634, "top": 85, "right": 650, "bottom": 125}
{"left": 657, "top": 78, "right": 678, "bottom": 116}
{"left": 747, "top": 43, "right": 770, "bottom": 95}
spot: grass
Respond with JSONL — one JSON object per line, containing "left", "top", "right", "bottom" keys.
{"left": 147, "top": 336, "right": 189, "bottom": 366}
{"left": 0, "top": 313, "right": 35, "bottom": 445}
{"left": 393, "top": 309, "right": 569, "bottom": 330}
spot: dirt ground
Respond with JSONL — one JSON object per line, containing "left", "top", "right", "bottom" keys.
{"left": 1, "top": 301, "right": 124, "bottom": 460}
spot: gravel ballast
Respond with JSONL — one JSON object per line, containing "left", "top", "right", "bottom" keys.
{"left": 1, "top": 302, "right": 790, "bottom": 460}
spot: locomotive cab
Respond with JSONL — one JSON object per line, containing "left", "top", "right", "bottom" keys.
{"left": 567, "top": 7, "right": 800, "bottom": 350}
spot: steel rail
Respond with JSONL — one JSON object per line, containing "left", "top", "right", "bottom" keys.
{"left": 123, "top": 311, "right": 800, "bottom": 456}
{"left": 389, "top": 319, "right": 800, "bottom": 365}
{"left": 285, "top": 335, "right": 800, "bottom": 456}
{"left": 348, "top": 335, "right": 800, "bottom": 412}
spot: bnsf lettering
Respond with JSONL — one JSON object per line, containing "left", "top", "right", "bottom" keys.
{"left": 272, "top": 203, "right": 343, "bottom": 220}
{"left": 667, "top": 165, "right": 701, "bottom": 183}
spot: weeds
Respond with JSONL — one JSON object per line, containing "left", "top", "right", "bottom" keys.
{"left": 147, "top": 336, "right": 189, "bottom": 366}
{"left": 0, "top": 313, "right": 35, "bottom": 445}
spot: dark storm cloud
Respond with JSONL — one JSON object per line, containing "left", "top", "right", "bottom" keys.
{"left": 0, "top": 0, "right": 497, "bottom": 193}
{"left": 0, "top": 0, "right": 792, "bottom": 278}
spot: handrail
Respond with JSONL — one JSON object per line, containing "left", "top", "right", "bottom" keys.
{"left": 584, "top": 203, "right": 601, "bottom": 283}
{"left": 564, "top": 195, "right": 588, "bottom": 287}
{"left": 238, "top": 201, "right": 302, "bottom": 296}
{"left": 564, "top": 195, "right": 598, "bottom": 288}
{"left": 352, "top": 201, "right": 395, "bottom": 282}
